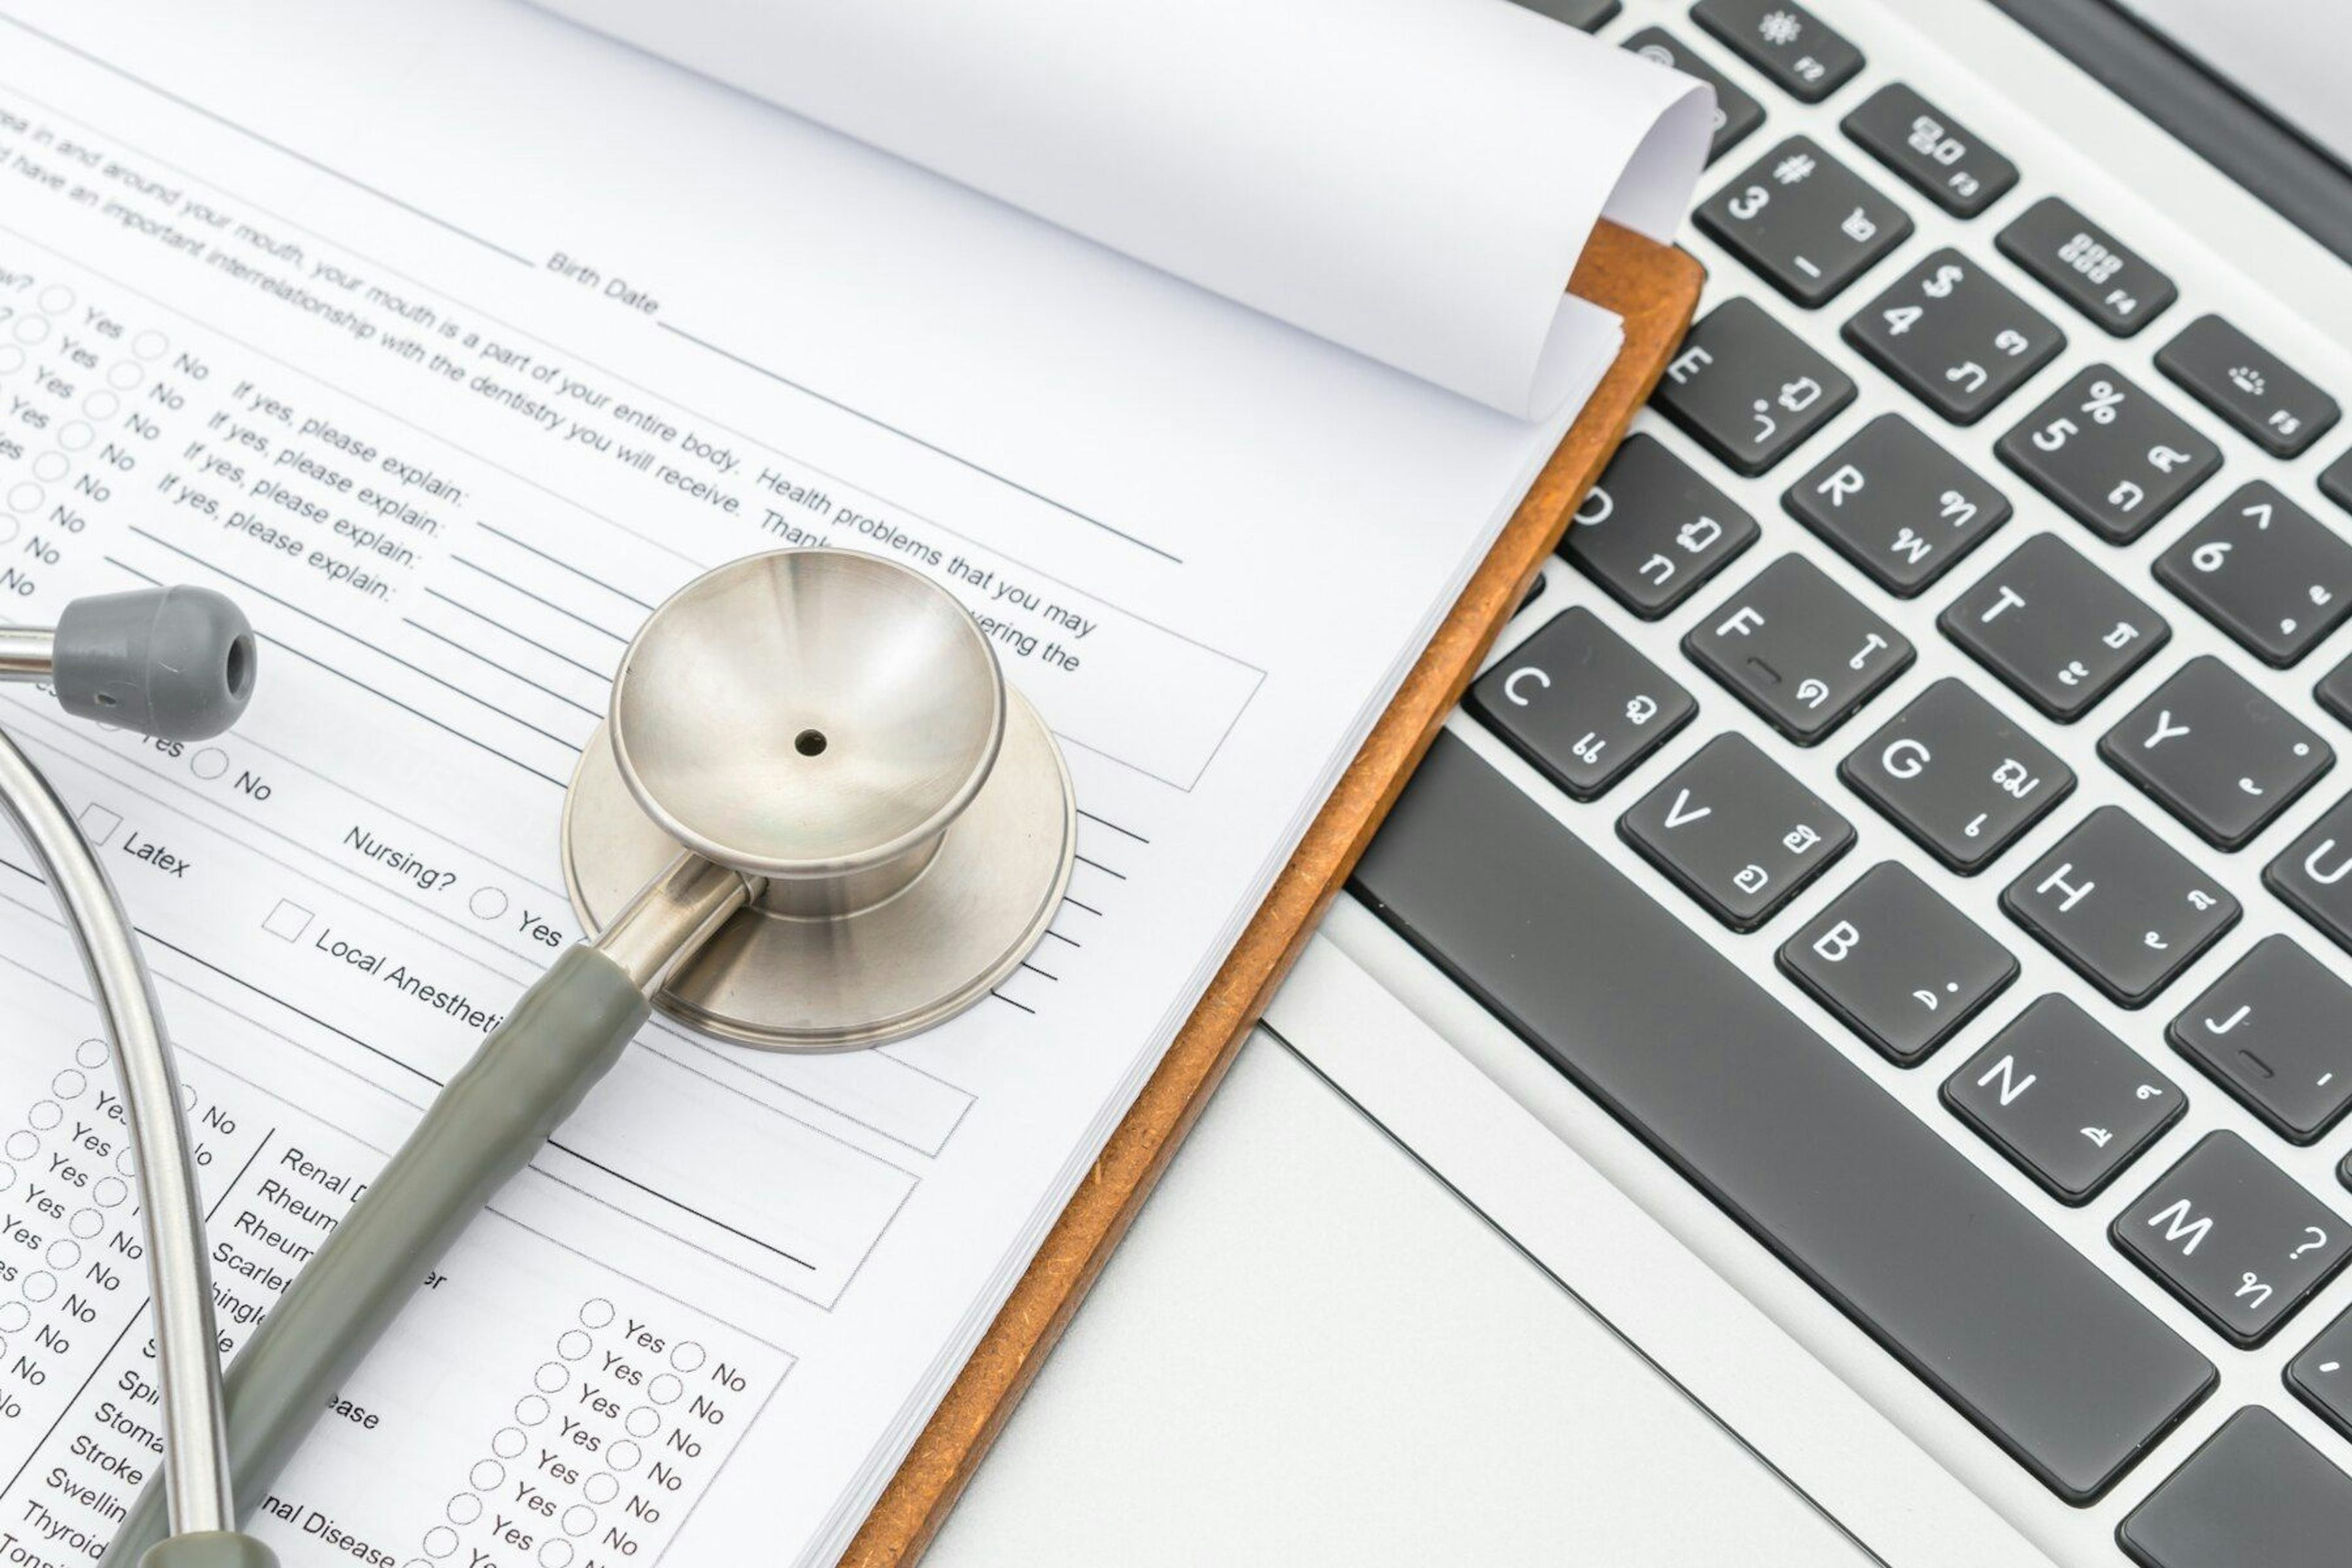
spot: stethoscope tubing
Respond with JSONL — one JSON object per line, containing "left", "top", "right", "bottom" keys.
{"left": 0, "top": 725, "right": 240, "bottom": 1539}
{"left": 88, "top": 553, "right": 1067, "bottom": 1562}
{"left": 102, "top": 856, "right": 741, "bottom": 1564}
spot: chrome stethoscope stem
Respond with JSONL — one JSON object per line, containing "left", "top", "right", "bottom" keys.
{"left": 0, "top": 628, "right": 58, "bottom": 680}
{"left": 0, "top": 719, "right": 236, "bottom": 1538}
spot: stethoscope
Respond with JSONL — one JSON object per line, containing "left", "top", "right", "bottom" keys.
{"left": 28, "top": 549, "right": 1074, "bottom": 1567}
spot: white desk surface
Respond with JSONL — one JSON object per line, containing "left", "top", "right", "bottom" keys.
{"left": 924, "top": 1031, "right": 1863, "bottom": 1567}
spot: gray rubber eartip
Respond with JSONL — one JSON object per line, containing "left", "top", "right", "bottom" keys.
{"left": 53, "top": 586, "right": 257, "bottom": 741}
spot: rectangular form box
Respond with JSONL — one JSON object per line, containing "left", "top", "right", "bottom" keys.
{"left": 78, "top": 802, "right": 121, "bottom": 846}
{"left": 263, "top": 898, "right": 315, "bottom": 941}
{"left": 932, "top": 548, "right": 1264, "bottom": 791}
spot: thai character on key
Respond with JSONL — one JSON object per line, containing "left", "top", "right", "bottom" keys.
{"left": 1990, "top": 758, "right": 2040, "bottom": 799}
{"left": 1676, "top": 516, "right": 1723, "bottom": 553}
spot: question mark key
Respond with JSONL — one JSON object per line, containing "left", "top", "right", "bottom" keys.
{"left": 2114, "top": 1131, "right": 2352, "bottom": 1348}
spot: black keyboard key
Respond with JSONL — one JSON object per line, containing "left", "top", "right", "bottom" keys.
{"left": 1945, "top": 995, "right": 2184, "bottom": 1205}
{"left": 2002, "top": 806, "right": 2238, "bottom": 1008}
{"left": 1623, "top": 29, "right": 1765, "bottom": 165}
{"left": 1689, "top": 0, "right": 1863, "bottom": 103}
{"left": 2156, "top": 314, "right": 2341, "bottom": 459}
{"left": 1840, "top": 677, "right": 2073, "bottom": 874}
{"left": 2099, "top": 656, "right": 2332, "bottom": 850}
{"left": 1509, "top": 0, "right": 1621, "bottom": 25}
{"left": 2287, "top": 1309, "right": 2352, "bottom": 1442}
{"left": 2323, "top": 447, "right": 2352, "bottom": 518}
{"left": 1996, "top": 195, "right": 2177, "bottom": 337}
{"left": 1354, "top": 734, "right": 2215, "bottom": 1502}
{"left": 1618, "top": 731, "right": 1853, "bottom": 930}
{"left": 2169, "top": 935, "right": 2352, "bottom": 1145}
{"left": 1839, "top": 82, "right": 2017, "bottom": 219}
{"left": 1562, "top": 432, "right": 1760, "bottom": 617}
{"left": 1695, "top": 136, "right": 1911, "bottom": 307}
{"left": 1683, "top": 555, "right": 1912, "bottom": 744}
{"left": 1784, "top": 413, "right": 2010, "bottom": 595}
{"left": 2264, "top": 792, "right": 2352, "bottom": 957}
{"left": 1654, "top": 299, "right": 1858, "bottom": 476}
{"left": 2155, "top": 481, "right": 2352, "bottom": 668}
{"left": 1779, "top": 862, "right": 2016, "bottom": 1065}
{"left": 2322, "top": 648, "right": 2352, "bottom": 728}
{"left": 1940, "top": 534, "right": 2170, "bottom": 722}
{"left": 1996, "top": 366, "right": 2222, "bottom": 545}
{"left": 2120, "top": 1409, "right": 2352, "bottom": 1568}
{"left": 1468, "top": 608, "right": 1697, "bottom": 801}
{"left": 1844, "top": 249, "right": 2065, "bottom": 424}
{"left": 2114, "top": 1131, "right": 2351, "bottom": 1347}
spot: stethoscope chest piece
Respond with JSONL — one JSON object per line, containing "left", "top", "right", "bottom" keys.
{"left": 97, "top": 555, "right": 1082, "bottom": 1562}
{"left": 561, "top": 548, "right": 1075, "bottom": 1049}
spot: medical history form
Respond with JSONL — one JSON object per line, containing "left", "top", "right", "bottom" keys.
{"left": 0, "top": 2, "right": 1697, "bottom": 1562}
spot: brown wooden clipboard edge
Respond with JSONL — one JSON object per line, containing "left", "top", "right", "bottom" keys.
{"left": 842, "top": 221, "right": 1703, "bottom": 1567}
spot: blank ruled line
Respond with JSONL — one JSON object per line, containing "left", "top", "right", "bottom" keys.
{"left": 1044, "top": 928, "right": 1082, "bottom": 949}
{"left": 451, "top": 556, "right": 633, "bottom": 643}
{"left": 374, "top": 645, "right": 585, "bottom": 753}
{"left": 544, "top": 1145, "right": 818, "bottom": 1272}
{"left": 656, "top": 320, "right": 1182, "bottom": 565}
{"left": 424, "top": 589, "right": 614, "bottom": 682}
{"left": 990, "top": 990, "right": 1036, "bottom": 1015}
{"left": 870, "top": 1047, "right": 978, "bottom": 1110}
{"left": 1019, "top": 960, "right": 1060, "bottom": 982}
{"left": 404, "top": 617, "right": 603, "bottom": 720}
{"left": 124, "top": 527, "right": 571, "bottom": 785}
{"left": 267, "top": 638, "right": 568, "bottom": 788}
{"left": 127, "top": 526, "right": 583, "bottom": 755}
{"left": 1077, "top": 807, "right": 1150, "bottom": 844}
{"left": 1072, "top": 852, "right": 1126, "bottom": 881}
{"left": 643, "top": 1018, "right": 944, "bottom": 1166}
{"left": 479, "top": 521, "right": 658, "bottom": 611}
{"left": 1061, "top": 895, "right": 1104, "bottom": 918}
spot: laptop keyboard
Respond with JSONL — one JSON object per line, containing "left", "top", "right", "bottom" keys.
{"left": 1357, "top": 0, "right": 2352, "bottom": 1557}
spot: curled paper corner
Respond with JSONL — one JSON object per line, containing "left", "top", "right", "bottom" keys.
{"left": 530, "top": 0, "right": 1720, "bottom": 421}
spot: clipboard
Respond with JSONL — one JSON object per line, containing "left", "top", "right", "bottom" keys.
{"left": 845, "top": 221, "right": 1705, "bottom": 1565}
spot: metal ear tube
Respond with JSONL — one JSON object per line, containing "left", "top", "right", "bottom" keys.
{"left": 0, "top": 589, "right": 273, "bottom": 1568}
{"left": 102, "top": 548, "right": 1074, "bottom": 1564}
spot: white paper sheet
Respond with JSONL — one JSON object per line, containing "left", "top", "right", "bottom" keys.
{"left": 532, "top": 0, "right": 1713, "bottom": 418}
{"left": 0, "top": 3, "right": 1694, "bottom": 1564}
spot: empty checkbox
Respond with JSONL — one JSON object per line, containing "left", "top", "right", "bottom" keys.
{"left": 78, "top": 804, "right": 121, "bottom": 846}
{"left": 263, "top": 900, "right": 314, "bottom": 941}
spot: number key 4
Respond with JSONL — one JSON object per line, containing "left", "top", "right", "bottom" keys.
{"left": 1845, "top": 248, "right": 2064, "bottom": 424}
